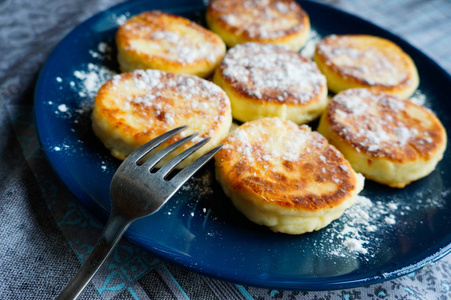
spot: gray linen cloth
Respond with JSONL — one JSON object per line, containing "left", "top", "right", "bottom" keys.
{"left": 1, "top": 0, "right": 451, "bottom": 299}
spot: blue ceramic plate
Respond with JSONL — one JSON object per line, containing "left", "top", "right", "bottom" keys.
{"left": 34, "top": 0, "right": 451, "bottom": 290}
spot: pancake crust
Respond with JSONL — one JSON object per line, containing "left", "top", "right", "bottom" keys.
{"left": 116, "top": 11, "right": 226, "bottom": 78}
{"left": 317, "top": 88, "right": 447, "bottom": 188}
{"left": 215, "top": 118, "right": 365, "bottom": 234}
{"left": 92, "top": 69, "right": 232, "bottom": 168}
{"left": 206, "top": 0, "right": 310, "bottom": 51}
{"left": 213, "top": 43, "right": 328, "bottom": 124}
{"left": 314, "top": 35, "right": 419, "bottom": 99}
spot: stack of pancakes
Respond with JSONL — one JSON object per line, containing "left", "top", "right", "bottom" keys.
{"left": 91, "top": 0, "right": 446, "bottom": 235}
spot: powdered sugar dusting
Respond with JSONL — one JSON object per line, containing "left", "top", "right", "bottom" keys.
{"left": 148, "top": 31, "right": 218, "bottom": 64}
{"left": 122, "top": 12, "right": 223, "bottom": 65}
{"left": 409, "top": 89, "right": 427, "bottom": 107}
{"left": 331, "top": 89, "right": 430, "bottom": 154}
{"left": 221, "top": 43, "right": 326, "bottom": 103}
{"left": 51, "top": 42, "right": 117, "bottom": 119}
{"left": 73, "top": 63, "right": 116, "bottom": 99}
{"left": 128, "top": 69, "right": 226, "bottom": 106}
{"left": 317, "top": 35, "right": 408, "bottom": 86}
{"left": 300, "top": 29, "right": 322, "bottom": 59}
{"left": 321, "top": 185, "right": 448, "bottom": 258}
{"left": 101, "top": 69, "right": 230, "bottom": 141}
{"left": 58, "top": 104, "right": 68, "bottom": 112}
{"left": 89, "top": 41, "right": 113, "bottom": 60}
{"left": 223, "top": 119, "right": 315, "bottom": 163}
{"left": 343, "top": 237, "right": 368, "bottom": 254}
{"left": 213, "top": 0, "right": 305, "bottom": 40}
{"left": 112, "top": 12, "right": 130, "bottom": 25}
{"left": 169, "top": 169, "right": 224, "bottom": 238}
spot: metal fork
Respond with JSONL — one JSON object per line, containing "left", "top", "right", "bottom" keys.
{"left": 57, "top": 126, "right": 221, "bottom": 299}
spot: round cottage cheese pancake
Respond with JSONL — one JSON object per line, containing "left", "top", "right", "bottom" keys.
{"left": 213, "top": 43, "right": 328, "bottom": 124}
{"left": 206, "top": 0, "right": 310, "bottom": 51}
{"left": 116, "top": 11, "right": 226, "bottom": 78}
{"left": 215, "top": 118, "right": 365, "bottom": 234}
{"left": 92, "top": 69, "right": 232, "bottom": 168}
{"left": 314, "top": 35, "right": 419, "bottom": 99}
{"left": 317, "top": 88, "right": 447, "bottom": 188}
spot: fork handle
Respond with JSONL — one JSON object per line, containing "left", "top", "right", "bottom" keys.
{"left": 56, "top": 213, "right": 132, "bottom": 300}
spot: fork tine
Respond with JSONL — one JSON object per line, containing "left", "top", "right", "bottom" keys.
{"left": 169, "top": 145, "right": 222, "bottom": 190}
{"left": 158, "top": 137, "right": 211, "bottom": 178}
{"left": 126, "top": 126, "right": 187, "bottom": 164}
{"left": 142, "top": 133, "right": 198, "bottom": 171}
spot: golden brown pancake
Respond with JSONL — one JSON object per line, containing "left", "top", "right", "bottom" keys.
{"left": 215, "top": 118, "right": 365, "bottom": 234}
{"left": 92, "top": 69, "right": 232, "bottom": 167}
{"left": 213, "top": 42, "right": 327, "bottom": 124}
{"left": 314, "top": 35, "right": 419, "bottom": 99}
{"left": 206, "top": 0, "right": 310, "bottom": 51}
{"left": 116, "top": 11, "right": 226, "bottom": 78}
{"left": 317, "top": 88, "right": 447, "bottom": 188}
